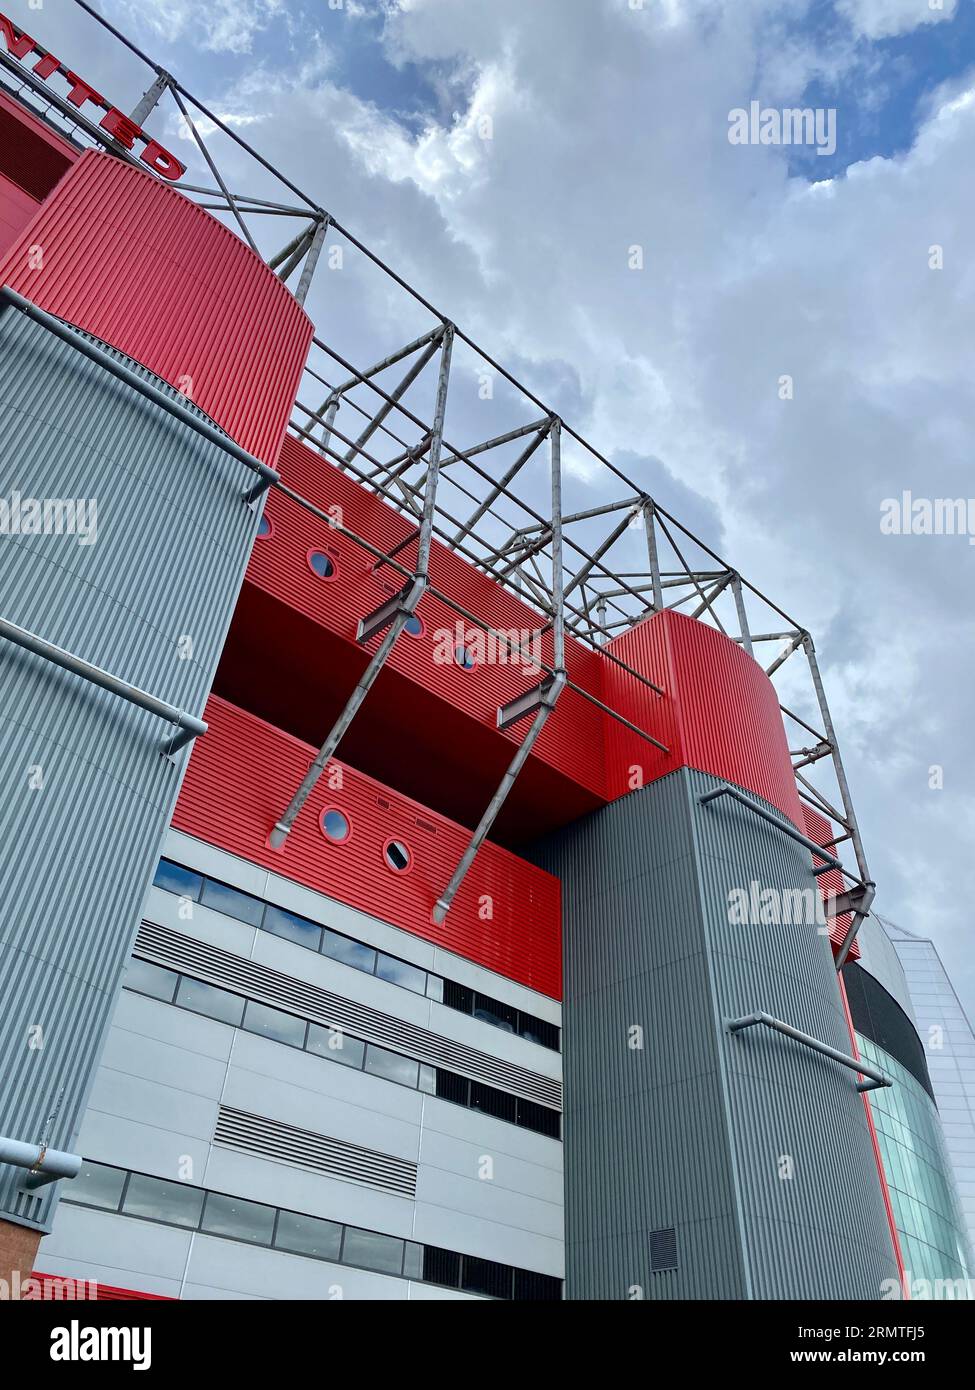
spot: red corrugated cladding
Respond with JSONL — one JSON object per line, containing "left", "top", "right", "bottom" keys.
{"left": 217, "top": 432, "right": 609, "bottom": 842}
{"left": 30, "top": 1272, "right": 173, "bottom": 1300}
{"left": 173, "top": 694, "right": 563, "bottom": 999}
{"left": 802, "top": 804, "right": 859, "bottom": 961}
{"left": 0, "top": 88, "right": 76, "bottom": 255}
{"left": 604, "top": 609, "right": 806, "bottom": 827}
{"left": 0, "top": 149, "right": 312, "bottom": 465}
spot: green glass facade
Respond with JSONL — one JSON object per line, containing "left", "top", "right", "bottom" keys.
{"left": 858, "top": 1034, "right": 973, "bottom": 1297}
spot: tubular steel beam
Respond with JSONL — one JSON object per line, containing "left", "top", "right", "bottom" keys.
{"left": 433, "top": 420, "right": 568, "bottom": 925}
{"left": 0, "top": 617, "right": 208, "bottom": 756}
{"left": 129, "top": 69, "right": 171, "bottom": 126}
{"left": 268, "top": 327, "right": 455, "bottom": 850}
{"left": 168, "top": 84, "right": 260, "bottom": 257}
{"left": 727, "top": 1013, "right": 891, "bottom": 1092}
{"left": 699, "top": 783, "right": 843, "bottom": 872}
{"left": 731, "top": 573, "right": 753, "bottom": 656}
{"left": 0, "top": 1135, "right": 83, "bottom": 1193}
{"left": 294, "top": 216, "right": 329, "bottom": 307}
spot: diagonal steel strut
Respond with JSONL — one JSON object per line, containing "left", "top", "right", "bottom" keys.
{"left": 268, "top": 326, "right": 454, "bottom": 849}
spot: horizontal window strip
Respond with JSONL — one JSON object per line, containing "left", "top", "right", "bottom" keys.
{"left": 135, "top": 920, "right": 562, "bottom": 1109}
{"left": 63, "top": 1159, "right": 563, "bottom": 1301}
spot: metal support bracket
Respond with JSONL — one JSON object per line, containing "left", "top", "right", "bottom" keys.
{"left": 356, "top": 584, "right": 425, "bottom": 646}
{"left": 728, "top": 1013, "right": 892, "bottom": 1092}
{"left": 699, "top": 782, "right": 843, "bottom": 872}
{"left": 497, "top": 677, "right": 558, "bottom": 731}
{"left": 0, "top": 617, "right": 207, "bottom": 756}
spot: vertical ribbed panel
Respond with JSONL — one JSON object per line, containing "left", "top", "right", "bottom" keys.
{"left": 802, "top": 803, "right": 858, "bottom": 960}
{"left": 0, "top": 308, "right": 260, "bottom": 1232}
{"left": 172, "top": 694, "right": 563, "bottom": 998}
{"left": 0, "top": 150, "right": 312, "bottom": 465}
{"left": 604, "top": 610, "right": 805, "bottom": 827}
{"left": 531, "top": 767, "right": 899, "bottom": 1299}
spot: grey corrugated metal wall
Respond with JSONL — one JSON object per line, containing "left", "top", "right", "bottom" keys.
{"left": 0, "top": 305, "right": 265, "bottom": 1232}
{"left": 531, "top": 766, "right": 899, "bottom": 1299}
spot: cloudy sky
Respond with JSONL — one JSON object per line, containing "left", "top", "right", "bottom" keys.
{"left": 13, "top": 0, "right": 975, "bottom": 1015}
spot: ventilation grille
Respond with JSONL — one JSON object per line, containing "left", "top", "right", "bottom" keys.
{"left": 135, "top": 921, "right": 562, "bottom": 1109}
{"left": 214, "top": 1105, "right": 417, "bottom": 1197}
{"left": 649, "top": 1227, "right": 678, "bottom": 1273}
{"left": 0, "top": 105, "right": 72, "bottom": 201}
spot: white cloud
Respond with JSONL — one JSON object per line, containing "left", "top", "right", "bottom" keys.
{"left": 837, "top": 0, "right": 958, "bottom": 41}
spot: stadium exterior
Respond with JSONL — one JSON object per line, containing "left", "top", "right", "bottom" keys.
{"left": 0, "top": 5, "right": 970, "bottom": 1301}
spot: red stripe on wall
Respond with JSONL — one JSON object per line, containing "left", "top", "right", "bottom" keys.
{"left": 0, "top": 149, "right": 312, "bottom": 465}
{"left": 801, "top": 804, "right": 859, "bottom": 961}
{"left": 173, "top": 694, "right": 563, "bottom": 998}
{"left": 30, "top": 1272, "right": 173, "bottom": 1300}
{"left": 836, "top": 977, "right": 908, "bottom": 1294}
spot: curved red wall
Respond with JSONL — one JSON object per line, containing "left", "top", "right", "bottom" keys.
{"left": 604, "top": 609, "right": 805, "bottom": 826}
{"left": 173, "top": 695, "right": 563, "bottom": 998}
{"left": 0, "top": 149, "right": 312, "bottom": 464}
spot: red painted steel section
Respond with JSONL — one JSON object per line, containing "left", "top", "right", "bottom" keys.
{"left": 217, "top": 432, "right": 609, "bottom": 841}
{"left": 0, "top": 149, "right": 312, "bottom": 464}
{"left": 0, "top": 88, "right": 76, "bottom": 255}
{"left": 173, "top": 694, "right": 563, "bottom": 998}
{"left": 30, "top": 1272, "right": 173, "bottom": 1300}
{"left": 604, "top": 609, "right": 805, "bottom": 826}
{"left": 802, "top": 804, "right": 859, "bottom": 961}
{"left": 836, "top": 976, "right": 908, "bottom": 1294}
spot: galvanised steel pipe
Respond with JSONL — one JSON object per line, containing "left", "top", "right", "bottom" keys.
{"left": 728, "top": 1014, "right": 892, "bottom": 1092}
{"left": 0, "top": 1136, "right": 82, "bottom": 1190}
{"left": 0, "top": 617, "right": 208, "bottom": 755}
{"left": 699, "top": 783, "right": 843, "bottom": 872}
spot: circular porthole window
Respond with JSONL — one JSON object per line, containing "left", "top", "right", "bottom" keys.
{"left": 320, "top": 808, "right": 351, "bottom": 844}
{"left": 455, "top": 643, "right": 476, "bottom": 670}
{"left": 257, "top": 514, "right": 273, "bottom": 539}
{"left": 307, "top": 549, "right": 337, "bottom": 580}
{"left": 384, "top": 839, "right": 411, "bottom": 873}
{"left": 403, "top": 615, "right": 424, "bottom": 638}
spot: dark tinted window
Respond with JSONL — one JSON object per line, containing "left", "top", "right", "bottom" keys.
{"left": 442, "top": 979, "right": 474, "bottom": 1013}
{"left": 69, "top": 1161, "right": 126, "bottom": 1211}
{"left": 122, "top": 1174, "right": 204, "bottom": 1229}
{"left": 306, "top": 1024, "right": 365, "bottom": 1069}
{"left": 274, "top": 1209, "right": 342, "bottom": 1261}
{"left": 262, "top": 905, "right": 323, "bottom": 951}
{"left": 125, "top": 958, "right": 178, "bottom": 1003}
{"left": 470, "top": 1082, "right": 517, "bottom": 1124}
{"left": 321, "top": 929, "right": 376, "bottom": 973}
{"left": 423, "top": 1246, "right": 461, "bottom": 1288}
{"left": 518, "top": 1015, "right": 560, "bottom": 1051}
{"left": 462, "top": 1256, "right": 512, "bottom": 1299}
{"left": 176, "top": 977, "right": 244, "bottom": 1027}
{"left": 384, "top": 840, "right": 411, "bottom": 872}
{"left": 243, "top": 1000, "right": 306, "bottom": 1049}
{"left": 517, "top": 1099, "right": 561, "bottom": 1139}
{"left": 202, "top": 1192, "right": 276, "bottom": 1244}
{"left": 153, "top": 859, "right": 203, "bottom": 900}
{"left": 436, "top": 1071, "right": 470, "bottom": 1106}
{"left": 200, "top": 878, "right": 264, "bottom": 927}
{"left": 375, "top": 954, "right": 427, "bottom": 994}
{"left": 473, "top": 994, "right": 517, "bottom": 1032}
{"left": 308, "top": 550, "right": 335, "bottom": 578}
{"left": 514, "top": 1268, "right": 562, "bottom": 1301}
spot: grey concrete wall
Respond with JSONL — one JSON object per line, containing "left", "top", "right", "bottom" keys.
{"left": 531, "top": 767, "right": 900, "bottom": 1300}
